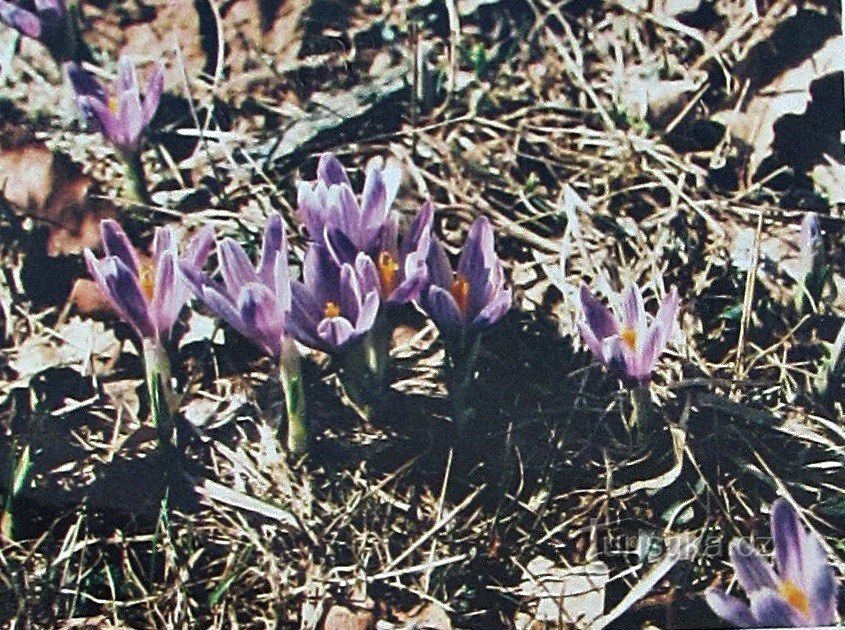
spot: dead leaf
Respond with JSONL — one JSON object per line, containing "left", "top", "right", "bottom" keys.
{"left": 391, "top": 602, "right": 452, "bottom": 629}
{"left": 715, "top": 32, "right": 844, "bottom": 179}
{"left": 0, "top": 139, "right": 115, "bottom": 255}
{"left": 519, "top": 557, "right": 609, "bottom": 628}
{"left": 322, "top": 604, "right": 375, "bottom": 630}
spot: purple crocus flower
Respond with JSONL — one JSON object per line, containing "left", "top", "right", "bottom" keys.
{"left": 181, "top": 213, "right": 293, "bottom": 359}
{"left": 331, "top": 199, "right": 434, "bottom": 305}
{"left": 577, "top": 282, "right": 679, "bottom": 383}
{"left": 0, "top": 0, "right": 67, "bottom": 53}
{"left": 705, "top": 498, "right": 839, "bottom": 628}
{"left": 288, "top": 244, "right": 379, "bottom": 353}
{"left": 422, "top": 216, "right": 511, "bottom": 338}
{"left": 297, "top": 152, "right": 402, "bottom": 257}
{"left": 84, "top": 220, "right": 214, "bottom": 345}
{"left": 67, "top": 56, "right": 164, "bottom": 155}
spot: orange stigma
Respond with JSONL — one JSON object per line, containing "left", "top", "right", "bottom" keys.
{"left": 108, "top": 95, "right": 120, "bottom": 114}
{"left": 139, "top": 263, "right": 156, "bottom": 300}
{"left": 779, "top": 581, "right": 810, "bottom": 617}
{"left": 450, "top": 275, "right": 470, "bottom": 314}
{"left": 378, "top": 251, "right": 399, "bottom": 295}
{"left": 323, "top": 301, "right": 341, "bottom": 318}
{"left": 620, "top": 327, "right": 637, "bottom": 350}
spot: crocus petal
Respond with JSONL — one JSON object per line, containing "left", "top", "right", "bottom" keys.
{"left": 90, "top": 255, "right": 155, "bottom": 339}
{"left": 218, "top": 238, "right": 259, "bottom": 296}
{"left": 749, "top": 590, "right": 805, "bottom": 627}
{"left": 426, "top": 238, "right": 454, "bottom": 289}
{"left": 324, "top": 226, "right": 360, "bottom": 266}
{"left": 150, "top": 250, "right": 182, "bottom": 341}
{"left": 620, "top": 283, "right": 647, "bottom": 336}
{"left": 117, "top": 56, "right": 139, "bottom": 95}
{"left": 473, "top": 287, "right": 511, "bottom": 330}
{"left": 151, "top": 225, "right": 176, "bottom": 261}
{"left": 100, "top": 219, "right": 140, "bottom": 276}
{"left": 381, "top": 157, "right": 402, "bottom": 211}
{"left": 34, "top": 0, "right": 65, "bottom": 13}
{"left": 274, "top": 255, "right": 292, "bottom": 315}
{"left": 578, "top": 322, "right": 607, "bottom": 364}
{"left": 317, "top": 316, "right": 355, "bottom": 348}
{"left": 355, "top": 290, "right": 379, "bottom": 335}
{"left": 199, "top": 285, "right": 247, "bottom": 339}
{"left": 87, "top": 97, "right": 123, "bottom": 140}
{"left": 772, "top": 499, "right": 807, "bottom": 586}
{"left": 115, "top": 87, "right": 144, "bottom": 152}
{"left": 183, "top": 225, "right": 215, "bottom": 271}
{"left": 317, "top": 153, "right": 351, "bottom": 187}
{"left": 297, "top": 181, "right": 326, "bottom": 240}
{"left": 400, "top": 199, "right": 434, "bottom": 260}
{"left": 729, "top": 540, "right": 778, "bottom": 594}
{"left": 771, "top": 499, "right": 839, "bottom": 625}
{"left": 257, "top": 213, "right": 285, "bottom": 286}
{"left": 457, "top": 216, "right": 495, "bottom": 285}
{"left": 427, "top": 285, "right": 463, "bottom": 334}
{"left": 237, "top": 283, "right": 283, "bottom": 357}
{"left": 355, "top": 253, "right": 381, "bottom": 297}
{"left": 704, "top": 588, "right": 757, "bottom": 628}
{"left": 360, "top": 162, "right": 387, "bottom": 232}
{"left": 579, "top": 285, "right": 619, "bottom": 341}
{"left": 0, "top": 2, "right": 41, "bottom": 38}
{"left": 338, "top": 263, "right": 363, "bottom": 322}
{"left": 288, "top": 281, "right": 325, "bottom": 349}
{"left": 142, "top": 63, "right": 164, "bottom": 125}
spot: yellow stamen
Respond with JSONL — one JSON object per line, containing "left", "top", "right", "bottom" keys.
{"left": 450, "top": 275, "right": 470, "bottom": 314}
{"left": 108, "top": 95, "right": 119, "bottom": 114}
{"left": 378, "top": 251, "right": 399, "bottom": 295}
{"left": 779, "top": 581, "right": 811, "bottom": 617}
{"left": 324, "top": 301, "right": 341, "bottom": 318}
{"left": 620, "top": 327, "right": 637, "bottom": 350}
{"left": 139, "top": 263, "right": 155, "bottom": 301}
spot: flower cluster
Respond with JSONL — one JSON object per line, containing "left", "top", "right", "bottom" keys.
{"left": 85, "top": 152, "right": 513, "bottom": 452}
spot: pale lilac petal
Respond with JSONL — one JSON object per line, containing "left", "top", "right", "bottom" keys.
{"left": 0, "top": 2, "right": 41, "bottom": 38}
{"left": 379, "top": 213, "right": 399, "bottom": 259}
{"left": 297, "top": 182, "right": 326, "bottom": 240}
{"left": 400, "top": 199, "right": 434, "bottom": 260}
{"left": 150, "top": 250, "right": 182, "bottom": 340}
{"left": 288, "top": 281, "right": 324, "bottom": 349}
{"left": 729, "top": 540, "right": 778, "bottom": 594}
{"left": 199, "top": 285, "right": 247, "bottom": 339}
{"left": 324, "top": 226, "right": 359, "bottom": 266}
{"left": 355, "top": 290, "right": 379, "bottom": 335}
{"left": 704, "top": 588, "right": 757, "bottom": 628}
{"left": 257, "top": 213, "right": 285, "bottom": 286}
{"left": 183, "top": 225, "right": 215, "bottom": 271}
{"left": 749, "top": 590, "right": 805, "bottom": 627}
{"left": 338, "top": 263, "right": 363, "bottom": 322}
{"left": 317, "top": 316, "right": 355, "bottom": 348}
{"left": 218, "top": 238, "right": 258, "bottom": 296}
{"left": 621, "top": 283, "right": 646, "bottom": 334}
{"left": 100, "top": 219, "right": 140, "bottom": 276}
{"left": 274, "top": 255, "right": 292, "bottom": 315}
{"left": 355, "top": 253, "right": 381, "bottom": 297}
{"left": 578, "top": 322, "right": 606, "bottom": 363}
{"left": 360, "top": 162, "right": 387, "bottom": 232}
{"left": 86, "top": 97, "right": 122, "bottom": 140}
{"left": 115, "top": 88, "right": 144, "bottom": 152}
{"left": 141, "top": 63, "right": 164, "bottom": 125}
{"left": 151, "top": 225, "right": 176, "bottom": 262}
{"left": 473, "top": 287, "right": 511, "bottom": 330}
{"left": 317, "top": 153, "right": 351, "bottom": 187}
{"left": 381, "top": 157, "right": 402, "bottom": 211}
{"left": 117, "top": 56, "right": 139, "bottom": 95}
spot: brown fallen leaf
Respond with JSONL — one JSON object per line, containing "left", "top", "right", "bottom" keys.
{"left": 322, "top": 603, "right": 375, "bottom": 630}
{"left": 714, "top": 25, "right": 844, "bottom": 181}
{"left": 0, "top": 138, "right": 115, "bottom": 255}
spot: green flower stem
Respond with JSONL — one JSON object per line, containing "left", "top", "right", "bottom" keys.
{"left": 816, "top": 319, "right": 845, "bottom": 405}
{"left": 445, "top": 333, "right": 482, "bottom": 435}
{"left": 630, "top": 385, "right": 655, "bottom": 436}
{"left": 338, "top": 313, "right": 393, "bottom": 416}
{"left": 122, "top": 150, "right": 152, "bottom": 206}
{"left": 279, "top": 337, "right": 307, "bottom": 456}
{"left": 142, "top": 339, "right": 178, "bottom": 467}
